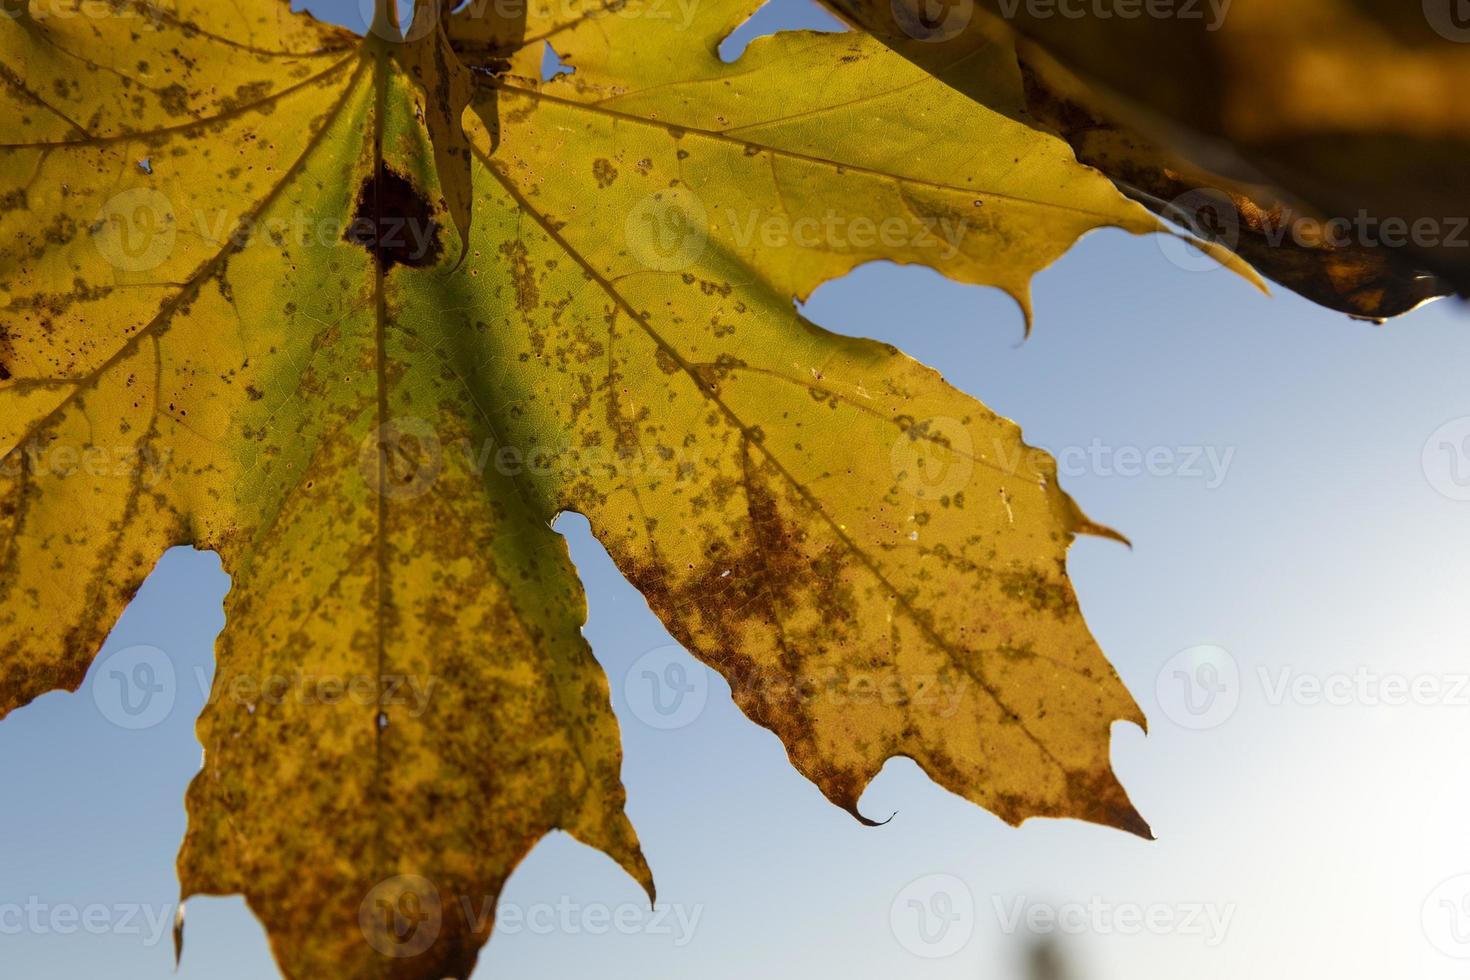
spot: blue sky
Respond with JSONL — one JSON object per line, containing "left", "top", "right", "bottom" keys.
{"left": 5, "top": 2, "right": 1470, "bottom": 978}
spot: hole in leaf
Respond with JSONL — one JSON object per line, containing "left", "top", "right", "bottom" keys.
{"left": 540, "top": 42, "right": 575, "bottom": 82}
{"left": 717, "top": 0, "right": 847, "bottom": 63}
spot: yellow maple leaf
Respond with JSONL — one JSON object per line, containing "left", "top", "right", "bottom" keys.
{"left": 0, "top": 0, "right": 1189, "bottom": 974}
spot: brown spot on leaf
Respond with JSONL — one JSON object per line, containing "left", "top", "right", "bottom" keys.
{"left": 158, "top": 83, "right": 190, "bottom": 116}
{"left": 498, "top": 240, "right": 539, "bottom": 313}
{"left": 344, "top": 162, "right": 443, "bottom": 271}
{"left": 999, "top": 565, "right": 1076, "bottom": 617}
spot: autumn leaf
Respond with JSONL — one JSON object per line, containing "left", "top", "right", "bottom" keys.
{"left": 823, "top": 0, "right": 1468, "bottom": 316}
{"left": 1011, "top": 50, "right": 1452, "bottom": 321}
{"left": 0, "top": 0, "right": 1190, "bottom": 974}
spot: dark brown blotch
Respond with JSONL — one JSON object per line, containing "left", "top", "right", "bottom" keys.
{"left": 344, "top": 162, "right": 443, "bottom": 271}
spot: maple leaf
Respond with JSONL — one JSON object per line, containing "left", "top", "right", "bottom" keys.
{"left": 824, "top": 0, "right": 1469, "bottom": 316}
{"left": 0, "top": 0, "right": 1206, "bottom": 974}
